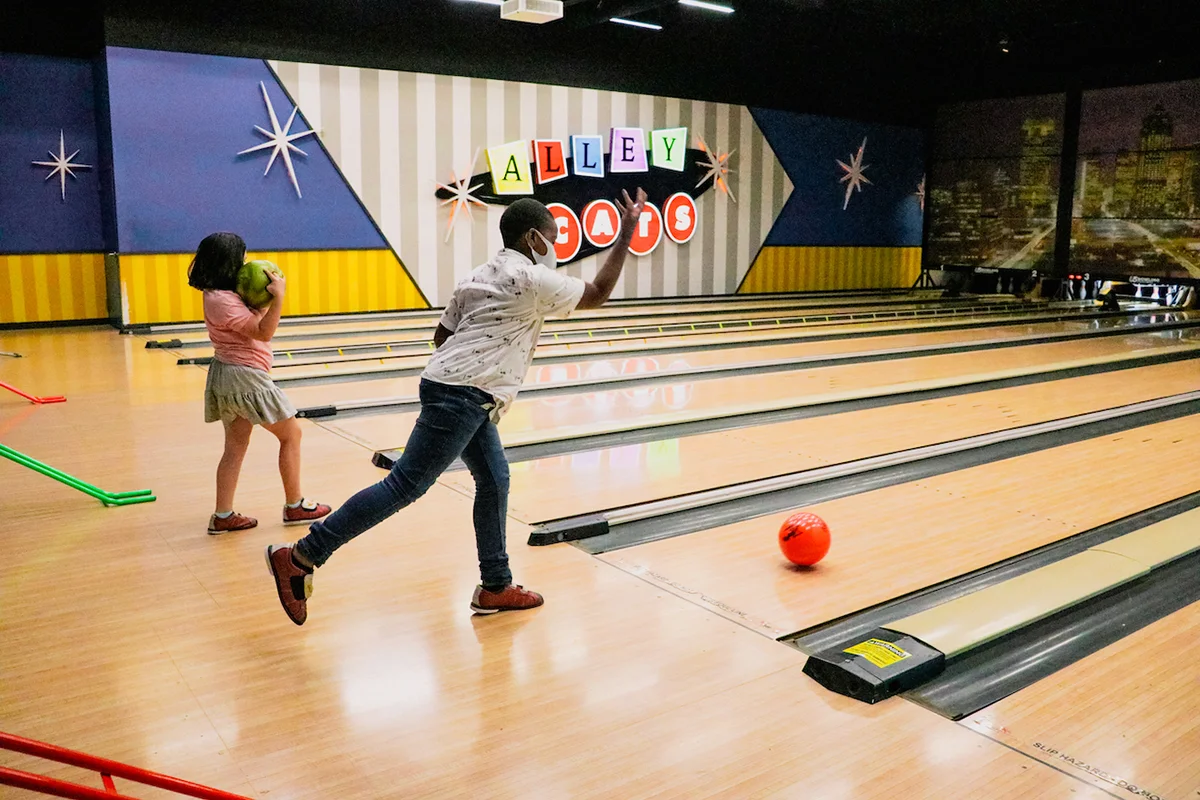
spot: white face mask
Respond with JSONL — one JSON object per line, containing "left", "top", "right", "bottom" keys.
{"left": 530, "top": 229, "right": 557, "bottom": 269}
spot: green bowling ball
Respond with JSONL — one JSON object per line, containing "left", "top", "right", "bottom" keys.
{"left": 237, "top": 260, "right": 283, "bottom": 309}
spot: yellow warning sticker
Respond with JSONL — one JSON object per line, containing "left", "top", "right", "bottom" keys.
{"left": 844, "top": 639, "right": 911, "bottom": 669}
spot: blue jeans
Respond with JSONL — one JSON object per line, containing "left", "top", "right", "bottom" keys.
{"left": 296, "top": 379, "right": 512, "bottom": 587}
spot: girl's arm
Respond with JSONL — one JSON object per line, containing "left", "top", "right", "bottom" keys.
{"left": 253, "top": 272, "right": 286, "bottom": 342}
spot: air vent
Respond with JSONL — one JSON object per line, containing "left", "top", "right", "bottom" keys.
{"left": 500, "top": 0, "right": 564, "bottom": 24}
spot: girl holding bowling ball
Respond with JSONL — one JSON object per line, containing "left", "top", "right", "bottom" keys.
{"left": 187, "top": 232, "right": 332, "bottom": 535}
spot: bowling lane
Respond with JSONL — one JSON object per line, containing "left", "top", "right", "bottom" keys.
{"left": 445, "top": 360, "right": 1200, "bottom": 524}
{"left": 962, "top": 602, "right": 1200, "bottom": 800}
{"left": 170, "top": 297, "right": 1020, "bottom": 353}
{"left": 319, "top": 331, "right": 1200, "bottom": 453}
{"left": 136, "top": 289, "right": 937, "bottom": 337}
{"left": 594, "top": 413, "right": 1200, "bottom": 637}
{"left": 278, "top": 312, "right": 1186, "bottom": 407}
{"left": 272, "top": 304, "right": 1156, "bottom": 383}
{"left": 264, "top": 305, "right": 1008, "bottom": 372}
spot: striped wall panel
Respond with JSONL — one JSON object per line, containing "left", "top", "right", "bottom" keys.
{"left": 268, "top": 61, "right": 793, "bottom": 304}
{"left": 738, "top": 247, "right": 923, "bottom": 293}
{"left": 0, "top": 254, "right": 107, "bottom": 325}
{"left": 119, "top": 249, "right": 427, "bottom": 325}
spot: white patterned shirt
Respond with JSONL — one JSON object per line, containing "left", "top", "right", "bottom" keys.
{"left": 423, "top": 248, "right": 585, "bottom": 420}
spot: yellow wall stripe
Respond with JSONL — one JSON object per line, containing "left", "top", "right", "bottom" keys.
{"left": 118, "top": 248, "right": 428, "bottom": 325}
{"left": 0, "top": 254, "right": 107, "bottom": 325}
{"left": 739, "top": 247, "right": 922, "bottom": 294}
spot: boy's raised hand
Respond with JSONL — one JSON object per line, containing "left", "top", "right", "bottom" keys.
{"left": 576, "top": 187, "right": 649, "bottom": 310}
{"left": 616, "top": 188, "right": 648, "bottom": 237}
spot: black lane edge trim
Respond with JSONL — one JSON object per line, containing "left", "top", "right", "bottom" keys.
{"left": 570, "top": 395, "right": 1200, "bottom": 554}
{"left": 783, "top": 490, "right": 1200, "bottom": 656}
{"left": 904, "top": 542, "right": 1200, "bottom": 720}
{"left": 529, "top": 514, "right": 611, "bottom": 546}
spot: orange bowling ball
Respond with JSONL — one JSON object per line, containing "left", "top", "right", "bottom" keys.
{"left": 778, "top": 512, "right": 831, "bottom": 566}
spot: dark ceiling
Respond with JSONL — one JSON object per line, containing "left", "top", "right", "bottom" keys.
{"left": 7, "top": 0, "right": 1200, "bottom": 127}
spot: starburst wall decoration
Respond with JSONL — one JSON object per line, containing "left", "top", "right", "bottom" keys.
{"left": 435, "top": 148, "right": 487, "bottom": 242}
{"left": 837, "top": 138, "right": 871, "bottom": 210}
{"left": 32, "top": 130, "right": 92, "bottom": 202}
{"left": 696, "top": 137, "right": 736, "bottom": 203}
{"left": 238, "top": 81, "right": 315, "bottom": 198}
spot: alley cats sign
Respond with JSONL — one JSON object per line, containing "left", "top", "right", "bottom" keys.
{"left": 434, "top": 127, "right": 733, "bottom": 265}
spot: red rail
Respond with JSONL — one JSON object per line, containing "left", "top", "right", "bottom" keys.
{"left": 0, "top": 732, "right": 252, "bottom": 800}
{"left": 0, "top": 381, "right": 66, "bottom": 404}
{"left": 0, "top": 766, "right": 140, "bottom": 799}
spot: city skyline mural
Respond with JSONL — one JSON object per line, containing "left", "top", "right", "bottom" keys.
{"left": 927, "top": 94, "right": 1066, "bottom": 272}
{"left": 1072, "top": 78, "right": 1200, "bottom": 280}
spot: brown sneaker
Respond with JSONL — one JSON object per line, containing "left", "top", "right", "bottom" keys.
{"left": 208, "top": 512, "right": 258, "bottom": 535}
{"left": 283, "top": 499, "right": 332, "bottom": 525}
{"left": 470, "top": 585, "right": 544, "bottom": 615}
{"left": 265, "top": 544, "right": 313, "bottom": 625}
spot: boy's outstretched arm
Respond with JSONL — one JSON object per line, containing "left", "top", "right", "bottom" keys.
{"left": 576, "top": 188, "right": 647, "bottom": 310}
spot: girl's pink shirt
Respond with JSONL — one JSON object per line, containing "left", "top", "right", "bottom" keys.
{"left": 203, "top": 290, "right": 273, "bottom": 372}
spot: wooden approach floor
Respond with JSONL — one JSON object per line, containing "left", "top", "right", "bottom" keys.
{"left": 1, "top": 323, "right": 1194, "bottom": 800}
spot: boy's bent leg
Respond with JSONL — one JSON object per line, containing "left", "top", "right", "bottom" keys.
{"left": 295, "top": 384, "right": 489, "bottom": 568}
{"left": 459, "top": 420, "right": 512, "bottom": 588}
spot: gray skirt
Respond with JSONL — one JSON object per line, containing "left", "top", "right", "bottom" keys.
{"left": 204, "top": 360, "right": 296, "bottom": 426}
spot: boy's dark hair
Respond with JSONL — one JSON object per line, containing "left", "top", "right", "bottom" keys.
{"left": 499, "top": 199, "right": 554, "bottom": 248}
{"left": 187, "top": 232, "right": 247, "bottom": 291}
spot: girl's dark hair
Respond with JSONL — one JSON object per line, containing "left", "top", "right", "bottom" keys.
{"left": 187, "top": 232, "right": 247, "bottom": 291}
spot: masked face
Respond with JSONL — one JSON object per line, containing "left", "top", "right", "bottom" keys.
{"left": 529, "top": 228, "right": 558, "bottom": 269}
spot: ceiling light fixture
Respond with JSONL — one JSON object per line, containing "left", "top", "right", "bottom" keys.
{"left": 679, "top": 0, "right": 734, "bottom": 13}
{"left": 610, "top": 17, "right": 663, "bottom": 30}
